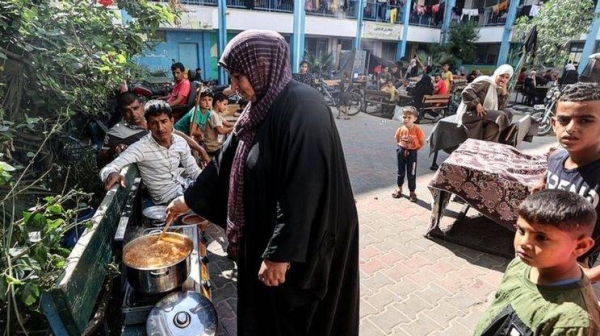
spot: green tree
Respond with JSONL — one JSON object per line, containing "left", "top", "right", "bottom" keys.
{"left": 514, "top": 0, "right": 595, "bottom": 67}
{"left": 0, "top": 0, "right": 176, "bottom": 333}
{"left": 446, "top": 22, "right": 479, "bottom": 64}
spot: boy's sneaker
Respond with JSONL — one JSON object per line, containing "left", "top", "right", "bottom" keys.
{"left": 409, "top": 192, "right": 417, "bottom": 202}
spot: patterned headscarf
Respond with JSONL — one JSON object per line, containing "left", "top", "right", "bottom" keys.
{"left": 218, "top": 30, "right": 292, "bottom": 256}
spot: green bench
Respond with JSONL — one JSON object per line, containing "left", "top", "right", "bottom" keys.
{"left": 41, "top": 165, "right": 140, "bottom": 335}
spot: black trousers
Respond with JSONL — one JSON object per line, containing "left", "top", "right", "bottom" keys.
{"left": 396, "top": 147, "right": 417, "bottom": 192}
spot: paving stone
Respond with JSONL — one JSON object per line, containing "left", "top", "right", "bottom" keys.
{"left": 421, "top": 300, "right": 463, "bottom": 330}
{"left": 362, "top": 271, "right": 397, "bottom": 291}
{"left": 364, "top": 287, "right": 400, "bottom": 311}
{"left": 388, "top": 277, "right": 426, "bottom": 299}
{"left": 392, "top": 293, "right": 434, "bottom": 318}
{"left": 361, "top": 245, "right": 384, "bottom": 262}
{"left": 446, "top": 290, "right": 486, "bottom": 311}
{"left": 397, "top": 313, "right": 444, "bottom": 336}
{"left": 380, "top": 262, "right": 418, "bottom": 283}
{"left": 415, "top": 283, "right": 452, "bottom": 307}
{"left": 360, "top": 319, "right": 387, "bottom": 336}
{"left": 360, "top": 297, "right": 379, "bottom": 318}
{"left": 368, "top": 307, "right": 411, "bottom": 334}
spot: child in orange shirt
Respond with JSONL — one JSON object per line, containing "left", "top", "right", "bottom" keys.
{"left": 392, "top": 106, "right": 426, "bottom": 202}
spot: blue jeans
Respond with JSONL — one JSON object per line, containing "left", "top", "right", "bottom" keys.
{"left": 396, "top": 147, "right": 417, "bottom": 192}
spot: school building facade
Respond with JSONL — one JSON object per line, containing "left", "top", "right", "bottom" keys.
{"left": 133, "top": 0, "right": 600, "bottom": 82}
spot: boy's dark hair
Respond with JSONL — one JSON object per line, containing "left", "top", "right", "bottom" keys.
{"left": 559, "top": 82, "right": 600, "bottom": 102}
{"left": 144, "top": 100, "right": 173, "bottom": 120}
{"left": 299, "top": 60, "right": 309, "bottom": 67}
{"left": 200, "top": 91, "right": 214, "bottom": 98}
{"left": 117, "top": 92, "right": 141, "bottom": 113}
{"left": 213, "top": 93, "right": 228, "bottom": 106}
{"left": 401, "top": 106, "right": 419, "bottom": 118}
{"left": 171, "top": 62, "right": 185, "bottom": 72}
{"left": 519, "top": 189, "right": 596, "bottom": 236}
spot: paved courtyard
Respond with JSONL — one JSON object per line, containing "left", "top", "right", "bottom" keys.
{"left": 204, "top": 107, "right": 597, "bottom": 336}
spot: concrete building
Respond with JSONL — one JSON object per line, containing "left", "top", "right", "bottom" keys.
{"left": 133, "top": 0, "right": 600, "bottom": 82}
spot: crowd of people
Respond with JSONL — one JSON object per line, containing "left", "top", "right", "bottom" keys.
{"left": 96, "top": 28, "right": 600, "bottom": 335}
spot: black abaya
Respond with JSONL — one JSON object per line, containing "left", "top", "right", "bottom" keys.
{"left": 184, "top": 81, "right": 360, "bottom": 336}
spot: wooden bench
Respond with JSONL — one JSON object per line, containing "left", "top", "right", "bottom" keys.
{"left": 364, "top": 90, "right": 398, "bottom": 117}
{"left": 41, "top": 165, "right": 141, "bottom": 335}
{"left": 419, "top": 94, "right": 452, "bottom": 122}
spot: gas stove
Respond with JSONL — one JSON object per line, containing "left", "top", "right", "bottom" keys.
{"left": 120, "top": 224, "right": 211, "bottom": 328}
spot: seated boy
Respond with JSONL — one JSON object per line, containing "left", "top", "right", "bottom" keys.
{"left": 381, "top": 79, "right": 399, "bottom": 101}
{"left": 474, "top": 189, "right": 600, "bottom": 335}
{"left": 531, "top": 82, "right": 600, "bottom": 282}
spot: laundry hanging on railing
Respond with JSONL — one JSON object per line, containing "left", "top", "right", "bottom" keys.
{"left": 460, "top": 8, "right": 479, "bottom": 21}
{"left": 492, "top": 0, "right": 507, "bottom": 14}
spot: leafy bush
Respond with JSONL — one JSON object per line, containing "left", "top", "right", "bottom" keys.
{"left": 0, "top": 0, "right": 176, "bottom": 333}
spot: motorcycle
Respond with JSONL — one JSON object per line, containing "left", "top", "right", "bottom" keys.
{"left": 530, "top": 84, "right": 560, "bottom": 136}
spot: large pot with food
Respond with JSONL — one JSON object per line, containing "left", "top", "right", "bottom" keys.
{"left": 123, "top": 232, "right": 192, "bottom": 294}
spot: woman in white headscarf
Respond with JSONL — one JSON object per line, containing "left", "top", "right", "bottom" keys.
{"left": 456, "top": 64, "right": 514, "bottom": 143}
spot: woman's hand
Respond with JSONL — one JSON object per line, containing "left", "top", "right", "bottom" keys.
{"left": 258, "top": 259, "right": 290, "bottom": 287}
{"left": 166, "top": 196, "right": 190, "bottom": 224}
{"left": 475, "top": 103, "right": 486, "bottom": 117}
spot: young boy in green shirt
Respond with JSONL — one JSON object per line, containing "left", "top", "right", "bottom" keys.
{"left": 474, "top": 189, "right": 600, "bottom": 335}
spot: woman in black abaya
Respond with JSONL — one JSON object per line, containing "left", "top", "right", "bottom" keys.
{"left": 166, "top": 30, "right": 360, "bottom": 336}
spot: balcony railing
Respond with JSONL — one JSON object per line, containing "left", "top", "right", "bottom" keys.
{"left": 159, "top": 1, "right": 504, "bottom": 28}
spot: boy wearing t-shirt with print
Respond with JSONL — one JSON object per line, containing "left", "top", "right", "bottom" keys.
{"left": 531, "top": 82, "right": 600, "bottom": 282}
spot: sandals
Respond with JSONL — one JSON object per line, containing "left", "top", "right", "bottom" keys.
{"left": 336, "top": 116, "right": 341, "bottom": 119}
{"left": 392, "top": 188, "right": 402, "bottom": 199}
{"left": 409, "top": 192, "right": 417, "bottom": 202}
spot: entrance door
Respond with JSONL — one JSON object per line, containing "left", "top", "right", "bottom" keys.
{"left": 178, "top": 43, "right": 198, "bottom": 72}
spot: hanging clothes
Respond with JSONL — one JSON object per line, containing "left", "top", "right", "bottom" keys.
{"left": 461, "top": 8, "right": 478, "bottom": 21}
{"left": 390, "top": 7, "right": 397, "bottom": 23}
{"left": 497, "top": 0, "right": 508, "bottom": 13}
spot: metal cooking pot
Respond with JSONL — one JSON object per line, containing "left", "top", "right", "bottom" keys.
{"left": 147, "top": 291, "right": 218, "bottom": 336}
{"left": 123, "top": 232, "right": 192, "bottom": 294}
{"left": 142, "top": 206, "right": 167, "bottom": 227}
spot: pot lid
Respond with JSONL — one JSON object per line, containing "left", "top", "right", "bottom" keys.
{"left": 147, "top": 291, "right": 218, "bottom": 336}
{"left": 143, "top": 206, "right": 167, "bottom": 221}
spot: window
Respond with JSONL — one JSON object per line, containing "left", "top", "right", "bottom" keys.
{"left": 146, "top": 30, "right": 166, "bottom": 43}
{"left": 340, "top": 39, "right": 353, "bottom": 51}
{"left": 306, "top": 38, "right": 329, "bottom": 59}
{"left": 474, "top": 43, "right": 500, "bottom": 65}
{"left": 382, "top": 42, "right": 397, "bottom": 61}
{"left": 567, "top": 42, "right": 585, "bottom": 67}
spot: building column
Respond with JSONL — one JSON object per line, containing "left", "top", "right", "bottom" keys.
{"left": 200, "top": 32, "right": 212, "bottom": 81}
{"left": 496, "top": 0, "right": 519, "bottom": 66}
{"left": 217, "top": 0, "right": 228, "bottom": 85}
{"left": 397, "top": 0, "right": 412, "bottom": 60}
{"left": 578, "top": 0, "right": 600, "bottom": 74}
{"left": 441, "top": 0, "right": 456, "bottom": 44}
{"left": 353, "top": 0, "right": 365, "bottom": 49}
{"left": 291, "top": 1, "right": 306, "bottom": 73}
